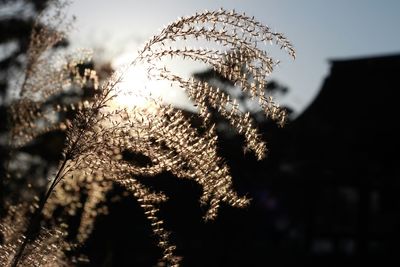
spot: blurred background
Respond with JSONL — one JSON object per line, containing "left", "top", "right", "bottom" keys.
{"left": 1, "top": 0, "right": 400, "bottom": 266}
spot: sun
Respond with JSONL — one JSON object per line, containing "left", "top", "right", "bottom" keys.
{"left": 111, "top": 52, "right": 161, "bottom": 110}
{"left": 114, "top": 64, "right": 153, "bottom": 108}
{"left": 110, "top": 50, "right": 198, "bottom": 112}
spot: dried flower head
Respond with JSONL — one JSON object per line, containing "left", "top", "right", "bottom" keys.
{"left": 4, "top": 5, "right": 294, "bottom": 267}
{"left": 45, "top": 8, "right": 294, "bottom": 266}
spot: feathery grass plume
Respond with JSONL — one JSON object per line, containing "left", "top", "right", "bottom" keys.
{"left": 4, "top": 5, "right": 295, "bottom": 267}
{"left": 5, "top": 0, "right": 99, "bottom": 215}
{"left": 43, "top": 9, "right": 294, "bottom": 265}
{"left": 8, "top": 0, "right": 97, "bottom": 148}
{"left": 3, "top": 1, "right": 100, "bottom": 266}
{"left": 9, "top": 50, "right": 98, "bottom": 148}
{"left": 136, "top": 8, "right": 295, "bottom": 159}
{"left": 18, "top": 0, "right": 74, "bottom": 98}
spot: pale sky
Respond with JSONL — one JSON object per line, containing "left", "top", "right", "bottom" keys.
{"left": 67, "top": 0, "right": 400, "bottom": 115}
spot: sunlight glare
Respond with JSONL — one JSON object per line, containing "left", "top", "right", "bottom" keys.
{"left": 111, "top": 50, "right": 201, "bottom": 112}
{"left": 111, "top": 52, "right": 162, "bottom": 111}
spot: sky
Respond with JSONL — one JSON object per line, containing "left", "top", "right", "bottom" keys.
{"left": 67, "top": 0, "right": 400, "bottom": 115}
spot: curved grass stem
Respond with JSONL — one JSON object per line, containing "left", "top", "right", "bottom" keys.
{"left": 10, "top": 158, "right": 68, "bottom": 267}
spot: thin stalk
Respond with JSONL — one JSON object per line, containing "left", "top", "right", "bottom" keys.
{"left": 10, "top": 158, "right": 68, "bottom": 267}
{"left": 10, "top": 82, "right": 113, "bottom": 267}
{"left": 10, "top": 56, "right": 124, "bottom": 267}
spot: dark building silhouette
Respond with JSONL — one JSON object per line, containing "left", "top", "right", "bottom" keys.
{"left": 240, "top": 54, "right": 400, "bottom": 266}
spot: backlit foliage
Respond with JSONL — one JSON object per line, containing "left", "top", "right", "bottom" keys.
{"left": 1, "top": 2, "right": 294, "bottom": 266}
